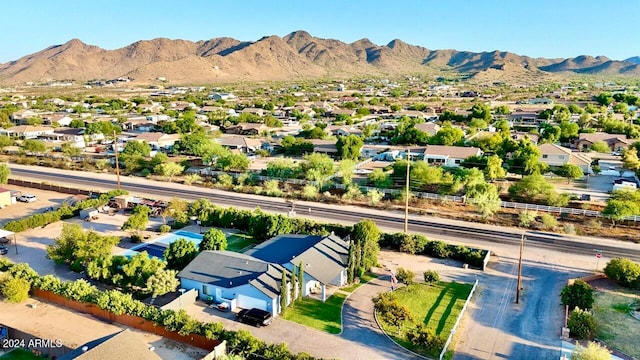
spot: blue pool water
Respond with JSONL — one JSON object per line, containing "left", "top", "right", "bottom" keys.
{"left": 123, "top": 230, "right": 203, "bottom": 259}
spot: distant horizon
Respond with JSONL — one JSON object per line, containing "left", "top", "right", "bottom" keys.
{"left": 1, "top": 1, "right": 638, "bottom": 63}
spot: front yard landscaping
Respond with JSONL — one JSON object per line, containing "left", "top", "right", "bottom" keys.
{"left": 282, "top": 292, "right": 347, "bottom": 334}
{"left": 592, "top": 282, "right": 640, "bottom": 359}
{"left": 375, "top": 281, "right": 473, "bottom": 358}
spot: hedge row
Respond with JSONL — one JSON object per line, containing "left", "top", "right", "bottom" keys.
{"left": 380, "top": 233, "right": 487, "bottom": 268}
{"left": 2, "top": 263, "right": 314, "bottom": 360}
{"left": 190, "top": 203, "right": 487, "bottom": 266}
{"left": 3, "top": 190, "right": 128, "bottom": 233}
{"left": 193, "top": 206, "right": 352, "bottom": 241}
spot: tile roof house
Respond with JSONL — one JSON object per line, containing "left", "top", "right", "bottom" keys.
{"left": 423, "top": 145, "right": 482, "bottom": 167}
{"left": 133, "top": 133, "right": 181, "bottom": 150}
{"left": 223, "top": 123, "right": 269, "bottom": 135}
{"left": 414, "top": 122, "right": 441, "bottom": 136}
{"left": 59, "top": 329, "right": 162, "bottom": 360}
{"left": 217, "top": 135, "right": 266, "bottom": 154}
{"left": 0, "top": 125, "right": 55, "bottom": 139}
{"left": 178, "top": 234, "right": 349, "bottom": 316}
{"left": 574, "top": 132, "right": 631, "bottom": 152}
{"left": 537, "top": 143, "right": 592, "bottom": 174}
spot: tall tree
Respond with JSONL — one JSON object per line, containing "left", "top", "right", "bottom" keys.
{"left": 163, "top": 238, "right": 198, "bottom": 270}
{"left": 0, "top": 163, "right": 9, "bottom": 184}
{"left": 146, "top": 268, "right": 180, "bottom": 300}
{"left": 350, "top": 220, "right": 381, "bottom": 275}
{"left": 485, "top": 155, "right": 506, "bottom": 180}
{"left": 280, "top": 269, "right": 288, "bottom": 314}
{"left": 466, "top": 182, "right": 502, "bottom": 218}
{"left": 336, "top": 135, "right": 364, "bottom": 160}
{"left": 297, "top": 261, "right": 304, "bottom": 301}
{"left": 199, "top": 228, "right": 227, "bottom": 251}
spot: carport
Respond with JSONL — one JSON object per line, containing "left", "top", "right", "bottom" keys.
{"left": 0, "top": 229, "right": 17, "bottom": 254}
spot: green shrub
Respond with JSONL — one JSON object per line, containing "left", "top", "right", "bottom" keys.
{"left": 395, "top": 267, "right": 415, "bottom": 285}
{"left": 540, "top": 213, "right": 558, "bottom": 230}
{"left": 425, "top": 241, "right": 450, "bottom": 258}
{"left": 604, "top": 258, "right": 640, "bottom": 288}
{"left": 406, "top": 324, "right": 446, "bottom": 353}
{"left": 567, "top": 307, "right": 596, "bottom": 339}
{"left": 518, "top": 211, "right": 537, "bottom": 228}
{"left": 159, "top": 224, "right": 171, "bottom": 233}
{"left": 1, "top": 277, "right": 31, "bottom": 303}
{"left": 423, "top": 270, "right": 440, "bottom": 284}
{"left": 130, "top": 233, "right": 142, "bottom": 243}
{"left": 7, "top": 263, "right": 38, "bottom": 284}
{"left": 560, "top": 280, "right": 594, "bottom": 310}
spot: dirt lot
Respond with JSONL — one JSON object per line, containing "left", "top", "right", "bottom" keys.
{"left": 0, "top": 185, "right": 164, "bottom": 279}
{"left": 0, "top": 298, "right": 207, "bottom": 360}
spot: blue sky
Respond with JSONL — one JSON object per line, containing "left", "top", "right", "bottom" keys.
{"left": 2, "top": 0, "right": 638, "bottom": 63}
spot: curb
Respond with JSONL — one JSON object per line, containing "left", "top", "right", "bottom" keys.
{"left": 337, "top": 273, "right": 383, "bottom": 336}
{"left": 372, "top": 306, "right": 432, "bottom": 360}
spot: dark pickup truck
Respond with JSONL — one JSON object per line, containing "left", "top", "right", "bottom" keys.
{"left": 236, "top": 308, "right": 272, "bottom": 327}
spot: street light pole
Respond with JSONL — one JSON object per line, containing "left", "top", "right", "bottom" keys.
{"left": 516, "top": 232, "right": 525, "bottom": 304}
{"left": 404, "top": 147, "right": 411, "bottom": 236}
{"left": 113, "top": 130, "right": 121, "bottom": 190}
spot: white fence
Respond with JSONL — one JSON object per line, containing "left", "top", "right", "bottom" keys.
{"left": 190, "top": 168, "right": 640, "bottom": 222}
{"left": 439, "top": 278, "right": 479, "bottom": 360}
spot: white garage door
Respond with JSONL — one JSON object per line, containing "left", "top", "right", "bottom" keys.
{"left": 237, "top": 294, "right": 268, "bottom": 311}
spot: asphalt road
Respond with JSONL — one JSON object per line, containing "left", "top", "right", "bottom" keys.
{"left": 10, "top": 165, "right": 640, "bottom": 261}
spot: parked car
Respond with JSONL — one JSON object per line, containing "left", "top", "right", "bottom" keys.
{"left": 0, "top": 245, "right": 8, "bottom": 255}
{"left": 17, "top": 194, "right": 37, "bottom": 203}
{"left": 0, "top": 237, "right": 9, "bottom": 244}
{"left": 237, "top": 308, "right": 272, "bottom": 327}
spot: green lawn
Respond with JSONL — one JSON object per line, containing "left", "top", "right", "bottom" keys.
{"left": 341, "top": 272, "right": 378, "bottom": 293}
{"left": 0, "top": 348, "right": 44, "bottom": 360}
{"left": 282, "top": 292, "right": 347, "bottom": 334}
{"left": 226, "top": 234, "right": 258, "bottom": 252}
{"left": 593, "top": 287, "right": 640, "bottom": 359}
{"left": 377, "top": 282, "right": 473, "bottom": 357}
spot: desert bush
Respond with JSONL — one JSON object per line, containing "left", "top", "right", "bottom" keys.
{"left": 567, "top": 307, "right": 596, "bottom": 339}
{"left": 159, "top": 224, "right": 171, "bottom": 233}
{"left": 560, "top": 280, "right": 594, "bottom": 310}
{"left": 423, "top": 270, "right": 440, "bottom": 284}
{"left": 1, "top": 277, "right": 30, "bottom": 303}
{"left": 518, "top": 211, "right": 537, "bottom": 228}
{"left": 395, "top": 267, "right": 415, "bottom": 285}
{"left": 540, "top": 213, "right": 558, "bottom": 230}
{"left": 604, "top": 258, "right": 640, "bottom": 288}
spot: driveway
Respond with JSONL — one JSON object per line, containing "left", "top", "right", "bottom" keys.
{"left": 184, "top": 273, "right": 423, "bottom": 360}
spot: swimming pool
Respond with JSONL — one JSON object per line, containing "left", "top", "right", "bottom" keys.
{"left": 123, "top": 230, "right": 203, "bottom": 259}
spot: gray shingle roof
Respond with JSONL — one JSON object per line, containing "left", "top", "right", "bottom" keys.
{"left": 245, "top": 234, "right": 323, "bottom": 264}
{"left": 250, "top": 263, "right": 287, "bottom": 299}
{"left": 60, "top": 329, "right": 162, "bottom": 360}
{"left": 291, "top": 234, "right": 349, "bottom": 284}
{"left": 178, "top": 251, "right": 268, "bottom": 288}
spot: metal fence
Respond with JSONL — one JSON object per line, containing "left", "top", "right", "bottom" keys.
{"left": 439, "top": 278, "right": 479, "bottom": 360}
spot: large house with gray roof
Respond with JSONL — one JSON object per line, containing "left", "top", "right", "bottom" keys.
{"left": 178, "top": 234, "right": 349, "bottom": 316}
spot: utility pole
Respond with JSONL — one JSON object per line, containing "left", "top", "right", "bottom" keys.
{"left": 404, "top": 147, "right": 411, "bottom": 236}
{"left": 516, "top": 232, "right": 525, "bottom": 304}
{"left": 113, "top": 130, "right": 121, "bottom": 189}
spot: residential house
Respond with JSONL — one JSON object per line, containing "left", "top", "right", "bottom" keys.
{"left": 41, "top": 113, "right": 73, "bottom": 127}
{"left": 223, "top": 123, "right": 269, "bottom": 135}
{"left": 217, "top": 135, "right": 265, "bottom": 154}
{"left": 394, "top": 109, "right": 433, "bottom": 120}
{"left": 0, "top": 125, "right": 54, "bottom": 139}
{"left": 169, "top": 101, "right": 197, "bottom": 111}
{"left": 512, "top": 132, "right": 540, "bottom": 144}
{"left": 133, "top": 133, "right": 181, "bottom": 151}
{"left": 208, "top": 92, "right": 236, "bottom": 101}
{"left": 309, "top": 139, "right": 339, "bottom": 157}
{"left": 330, "top": 108, "right": 356, "bottom": 117}
{"left": 179, "top": 233, "right": 350, "bottom": 316}
{"left": 241, "top": 107, "right": 266, "bottom": 117}
{"left": 509, "top": 112, "right": 544, "bottom": 127}
{"left": 575, "top": 132, "right": 631, "bottom": 152}
{"left": 422, "top": 145, "right": 482, "bottom": 167}
{"left": 59, "top": 329, "right": 162, "bottom": 360}
{"left": 326, "top": 125, "right": 363, "bottom": 137}
{"left": 121, "top": 118, "right": 155, "bottom": 132}
{"left": 10, "top": 109, "right": 38, "bottom": 123}
{"left": 414, "top": 122, "right": 441, "bottom": 136}
{"left": 537, "top": 143, "right": 592, "bottom": 174}
{"left": 37, "top": 127, "right": 86, "bottom": 148}
{"left": 136, "top": 102, "right": 164, "bottom": 113}
{"left": 245, "top": 234, "right": 350, "bottom": 301}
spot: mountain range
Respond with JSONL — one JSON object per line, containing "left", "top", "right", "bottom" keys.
{"left": 0, "top": 30, "right": 638, "bottom": 85}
